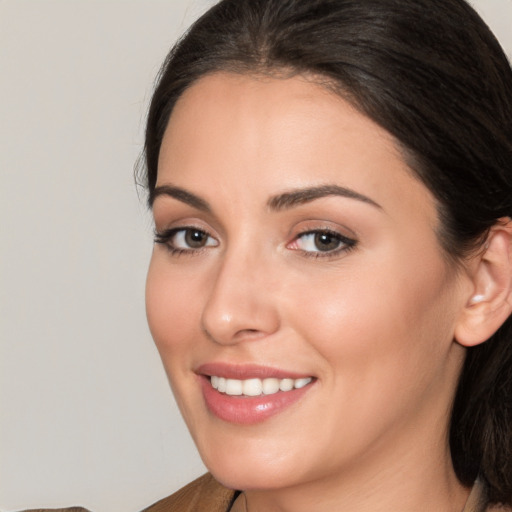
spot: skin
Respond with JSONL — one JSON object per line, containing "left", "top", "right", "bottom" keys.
{"left": 146, "top": 72, "right": 475, "bottom": 511}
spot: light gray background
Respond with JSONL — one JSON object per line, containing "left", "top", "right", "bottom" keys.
{"left": 1, "top": 1, "right": 511, "bottom": 511}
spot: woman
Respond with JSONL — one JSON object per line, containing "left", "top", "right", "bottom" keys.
{"left": 24, "top": 0, "right": 512, "bottom": 511}
{"left": 141, "top": 0, "right": 512, "bottom": 510}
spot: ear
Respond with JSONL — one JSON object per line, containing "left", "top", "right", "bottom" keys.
{"left": 455, "top": 218, "right": 512, "bottom": 347}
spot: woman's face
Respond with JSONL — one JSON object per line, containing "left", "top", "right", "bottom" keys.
{"left": 146, "top": 73, "right": 470, "bottom": 491}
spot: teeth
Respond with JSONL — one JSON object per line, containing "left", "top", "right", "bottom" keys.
{"left": 279, "top": 378, "right": 294, "bottom": 392}
{"left": 294, "top": 378, "right": 311, "bottom": 389}
{"left": 225, "top": 379, "right": 243, "bottom": 395}
{"left": 262, "top": 378, "right": 280, "bottom": 395}
{"left": 210, "top": 376, "right": 312, "bottom": 396}
{"left": 243, "top": 378, "right": 263, "bottom": 396}
{"left": 217, "top": 377, "right": 227, "bottom": 393}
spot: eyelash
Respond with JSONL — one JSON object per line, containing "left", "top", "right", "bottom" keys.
{"left": 154, "top": 226, "right": 217, "bottom": 256}
{"left": 153, "top": 227, "right": 357, "bottom": 258}
{"left": 289, "top": 229, "right": 357, "bottom": 259}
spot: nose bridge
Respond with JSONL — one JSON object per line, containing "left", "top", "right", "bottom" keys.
{"left": 201, "top": 237, "right": 279, "bottom": 344}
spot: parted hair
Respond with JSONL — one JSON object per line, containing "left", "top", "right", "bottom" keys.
{"left": 141, "top": 0, "right": 512, "bottom": 504}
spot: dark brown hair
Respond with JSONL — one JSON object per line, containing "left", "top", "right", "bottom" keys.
{"left": 140, "top": 0, "right": 512, "bottom": 504}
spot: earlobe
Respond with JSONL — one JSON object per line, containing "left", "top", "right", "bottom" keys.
{"left": 455, "top": 218, "right": 512, "bottom": 347}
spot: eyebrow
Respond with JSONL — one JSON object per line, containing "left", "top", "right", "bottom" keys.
{"left": 267, "top": 185, "right": 382, "bottom": 211}
{"left": 151, "top": 185, "right": 212, "bottom": 212}
{"left": 150, "top": 183, "right": 381, "bottom": 212}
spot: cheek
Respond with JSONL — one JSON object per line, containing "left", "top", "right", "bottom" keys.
{"left": 288, "top": 247, "right": 457, "bottom": 397}
{"left": 145, "top": 254, "right": 203, "bottom": 363}
{"left": 145, "top": 254, "right": 211, "bottom": 429}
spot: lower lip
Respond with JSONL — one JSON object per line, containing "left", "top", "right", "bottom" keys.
{"left": 200, "top": 376, "right": 314, "bottom": 425}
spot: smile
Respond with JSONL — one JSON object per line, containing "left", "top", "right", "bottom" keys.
{"left": 200, "top": 371, "right": 316, "bottom": 424}
{"left": 210, "top": 376, "right": 313, "bottom": 396}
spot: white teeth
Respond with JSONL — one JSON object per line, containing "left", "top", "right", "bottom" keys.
{"left": 210, "top": 376, "right": 313, "bottom": 396}
{"left": 243, "top": 378, "right": 263, "bottom": 396}
{"left": 294, "top": 378, "right": 312, "bottom": 389}
{"left": 225, "top": 379, "right": 242, "bottom": 395}
{"left": 217, "top": 377, "right": 227, "bottom": 393}
{"left": 279, "top": 378, "right": 294, "bottom": 392}
{"left": 262, "top": 378, "right": 280, "bottom": 395}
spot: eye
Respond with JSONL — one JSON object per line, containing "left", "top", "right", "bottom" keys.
{"left": 173, "top": 228, "right": 216, "bottom": 249}
{"left": 154, "top": 227, "right": 218, "bottom": 253}
{"left": 288, "top": 229, "right": 356, "bottom": 256}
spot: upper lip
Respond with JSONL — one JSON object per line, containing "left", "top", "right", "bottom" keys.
{"left": 195, "top": 362, "right": 313, "bottom": 380}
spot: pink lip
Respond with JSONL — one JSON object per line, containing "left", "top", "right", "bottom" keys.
{"left": 196, "top": 362, "right": 312, "bottom": 380}
{"left": 196, "top": 363, "right": 315, "bottom": 425}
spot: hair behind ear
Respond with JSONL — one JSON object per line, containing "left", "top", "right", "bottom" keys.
{"left": 450, "top": 315, "right": 512, "bottom": 503}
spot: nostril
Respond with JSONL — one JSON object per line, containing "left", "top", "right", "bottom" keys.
{"left": 202, "top": 325, "right": 267, "bottom": 345}
{"left": 229, "top": 328, "right": 268, "bottom": 344}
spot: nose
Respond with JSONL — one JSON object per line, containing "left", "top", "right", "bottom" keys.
{"left": 201, "top": 247, "right": 280, "bottom": 345}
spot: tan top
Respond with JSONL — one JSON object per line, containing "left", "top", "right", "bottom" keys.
{"left": 20, "top": 472, "right": 510, "bottom": 512}
{"left": 142, "top": 473, "right": 238, "bottom": 512}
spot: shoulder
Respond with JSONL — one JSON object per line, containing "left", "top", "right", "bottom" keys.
{"left": 18, "top": 508, "right": 90, "bottom": 512}
{"left": 17, "top": 475, "right": 235, "bottom": 512}
{"left": 142, "top": 473, "right": 238, "bottom": 512}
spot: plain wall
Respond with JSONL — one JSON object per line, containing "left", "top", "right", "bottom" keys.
{"left": 1, "top": 1, "right": 511, "bottom": 511}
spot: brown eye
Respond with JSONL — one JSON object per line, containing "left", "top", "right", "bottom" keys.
{"left": 184, "top": 229, "right": 209, "bottom": 248}
{"left": 288, "top": 229, "right": 357, "bottom": 256}
{"left": 313, "top": 232, "right": 342, "bottom": 252}
{"left": 154, "top": 227, "right": 219, "bottom": 253}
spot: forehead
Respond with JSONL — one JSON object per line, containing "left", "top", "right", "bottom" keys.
{"left": 157, "top": 72, "right": 436, "bottom": 222}
{"left": 163, "top": 72, "right": 396, "bottom": 156}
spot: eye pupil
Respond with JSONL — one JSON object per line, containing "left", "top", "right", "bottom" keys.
{"left": 314, "top": 232, "right": 340, "bottom": 251}
{"left": 185, "top": 229, "right": 207, "bottom": 248}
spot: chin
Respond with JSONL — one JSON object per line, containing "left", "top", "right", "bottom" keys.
{"left": 207, "top": 462, "right": 299, "bottom": 492}
{"left": 195, "top": 432, "right": 312, "bottom": 491}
